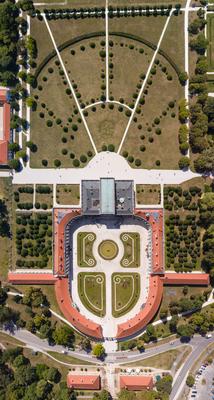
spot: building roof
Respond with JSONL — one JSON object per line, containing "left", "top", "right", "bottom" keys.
{"left": 117, "top": 275, "right": 163, "bottom": 339}
{"left": 55, "top": 277, "right": 103, "bottom": 339}
{"left": 100, "top": 178, "right": 115, "bottom": 214}
{"left": 0, "top": 90, "right": 10, "bottom": 165}
{"left": 67, "top": 375, "right": 100, "bottom": 389}
{"left": 164, "top": 272, "right": 210, "bottom": 285}
{"left": 8, "top": 272, "right": 58, "bottom": 285}
{"left": 120, "top": 375, "right": 154, "bottom": 390}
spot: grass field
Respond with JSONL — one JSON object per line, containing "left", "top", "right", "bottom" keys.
{"left": 47, "top": 351, "right": 95, "bottom": 365}
{"left": 136, "top": 184, "right": 161, "bottom": 204}
{"left": 112, "top": 273, "right": 140, "bottom": 317}
{"left": 120, "top": 232, "right": 140, "bottom": 267}
{"left": 77, "top": 232, "right": 96, "bottom": 267}
{"left": 35, "top": 185, "right": 53, "bottom": 209}
{"left": 56, "top": 184, "right": 80, "bottom": 205}
{"left": 125, "top": 348, "right": 183, "bottom": 370}
{"left": 121, "top": 55, "right": 183, "bottom": 169}
{"left": 78, "top": 272, "right": 106, "bottom": 317}
{"left": 207, "top": 14, "right": 214, "bottom": 71}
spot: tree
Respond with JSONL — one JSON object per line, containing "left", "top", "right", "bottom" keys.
{"left": 195, "top": 56, "right": 208, "bottom": 74}
{"left": 13, "top": 354, "right": 29, "bottom": 368}
{"left": 177, "top": 324, "right": 194, "bottom": 339}
{"left": 189, "top": 34, "right": 209, "bottom": 54}
{"left": 194, "top": 148, "right": 214, "bottom": 172}
{"left": 36, "top": 379, "right": 52, "bottom": 399}
{"left": 26, "top": 35, "right": 38, "bottom": 59}
{"left": 26, "top": 141, "right": 37, "bottom": 152}
{"left": 186, "top": 374, "right": 195, "bottom": 387}
{"left": 8, "top": 142, "right": 20, "bottom": 153}
{"left": 26, "top": 97, "right": 37, "bottom": 110}
{"left": 118, "top": 389, "right": 136, "bottom": 400}
{"left": 179, "top": 71, "right": 188, "bottom": 85}
{"left": 52, "top": 325, "right": 75, "bottom": 347}
{"left": 22, "top": 287, "right": 48, "bottom": 308}
{"left": 9, "top": 159, "right": 21, "bottom": 171}
{"left": 92, "top": 344, "right": 105, "bottom": 359}
{"left": 93, "top": 390, "right": 111, "bottom": 400}
{"left": 178, "top": 99, "right": 189, "bottom": 122}
{"left": 44, "top": 367, "right": 61, "bottom": 383}
{"left": 0, "top": 287, "right": 7, "bottom": 305}
{"left": 80, "top": 338, "right": 92, "bottom": 352}
{"left": 156, "top": 374, "right": 173, "bottom": 395}
{"left": 178, "top": 156, "right": 190, "bottom": 170}
{"left": 18, "top": 0, "right": 34, "bottom": 12}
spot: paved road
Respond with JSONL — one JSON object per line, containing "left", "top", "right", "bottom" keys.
{"left": 2, "top": 328, "right": 213, "bottom": 367}
{"left": 170, "top": 337, "right": 214, "bottom": 400}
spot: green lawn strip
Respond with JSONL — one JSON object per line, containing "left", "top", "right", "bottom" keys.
{"left": 112, "top": 273, "right": 140, "bottom": 318}
{"left": 160, "top": 13, "right": 185, "bottom": 70}
{"left": 0, "top": 332, "right": 24, "bottom": 347}
{"left": 77, "top": 232, "right": 96, "bottom": 267}
{"left": 14, "top": 212, "right": 52, "bottom": 269}
{"left": 120, "top": 232, "right": 140, "bottom": 267}
{"left": 47, "top": 351, "right": 95, "bottom": 365}
{"left": 136, "top": 184, "right": 161, "bottom": 205}
{"left": 56, "top": 184, "right": 80, "bottom": 205}
{"left": 123, "top": 348, "right": 185, "bottom": 370}
{"left": 207, "top": 14, "right": 214, "bottom": 70}
{"left": 78, "top": 272, "right": 106, "bottom": 317}
{"left": 121, "top": 56, "right": 183, "bottom": 169}
{"left": 35, "top": 184, "right": 53, "bottom": 209}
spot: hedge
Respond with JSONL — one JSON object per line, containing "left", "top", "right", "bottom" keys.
{"left": 35, "top": 31, "right": 181, "bottom": 80}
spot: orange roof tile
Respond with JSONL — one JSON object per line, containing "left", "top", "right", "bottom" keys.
{"left": 8, "top": 272, "right": 58, "bottom": 285}
{"left": 120, "top": 375, "right": 154, "bottom": 391}
{"left": 164, "top": 273, "right": 210, "bottom": 285}
{"left": 67, "top": 374, "right": 100, "bottom": 390}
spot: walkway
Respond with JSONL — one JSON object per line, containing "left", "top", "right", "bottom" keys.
{"left": 12, "top": 152, "right": 201, "bottom": 185}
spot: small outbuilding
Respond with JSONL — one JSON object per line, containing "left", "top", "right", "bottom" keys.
{"left": 67, "top": 374, "right": 100, "bottom": 390}
{"left": 120, "top": 375, "right": 154, "bottom": 391}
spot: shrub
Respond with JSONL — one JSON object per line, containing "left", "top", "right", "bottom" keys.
{"left": 39, "top": 112, "right": 44, "bottom": 118}
{"left": 73, "top": 159, "right": 80, "bottom": 167}
{"left": 80, "top": 154, "right": 87, "bottom": 163}
{"left": 56, "top": 118, "right": 62, "bottom": 125}
{"left": 178, "top": 156, "right": 190, "bottom": 169}
{"left": 156, "top": 160, "right": 161, "bottom": 166}
{"left": 154, "top": 117, "right": 160, "bottom": 125}
{"left": 54, "top": 159, "right": 61, "bottom": 167}
{"left": 42, "top": 159, "right": 48, "bottom": 166}
{"left": 155, "top": 128, "right": 161, "bottom": 135}
{"left": 140, "top": 145, "right": 146, "bottom": 152}
{"left": 135, "top": 159, "right": 141, "bottom": 166}
{"left": 46, "top": 120, "right": 53, "bottom": 127}
{"left": 66, "top": 88, "right": 71, "bottom": 95}
{"left": 72, "top": 124, "right": 78, "bottom": 132}
{"left": 128, "top": 156, "right": 134, "bottom": 163}
{"left": 107, "top": 144, "right": 115, "bottom": 152}
{"left": 99, "top": 50, "right": 106, "bottom": 58}
{"left": 122, "top": 151, "right": 128, "bottom": 158}
{"left": 61, "top": 137, "right": 67, "bottom": 143}
{"left": 63, "top": 126, "right": 68, "bottom": 133}
{"left": 70, "top": 153, "right": 75, "bottom": 159}
{"left": 102, "top": 145, "right": 107, "bottom": 151}
{"left": 87, "top": 151, "right": 93, "bottom": 157}
{"left": 48, "top": 67, "right": 53, "bottom": 73}
{"left": 62, "top": 148, "right": 68, "bottom": 155}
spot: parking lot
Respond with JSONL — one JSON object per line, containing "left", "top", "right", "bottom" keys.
{"left": 188, "top": 361, "right": 214, "bottom": 399}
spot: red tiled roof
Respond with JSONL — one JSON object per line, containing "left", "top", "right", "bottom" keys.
{"left": 55, "top": 277, "right": 103, "bottom": 339}
{"left": 117, "top": 275, "right": 163, "bottom": 339}
{"left": 67, "top": 374, "right": 100, "bottom": 390}
{"left": 8, "top": 272, "right": 58, "bottom": 285}
{"left": 164, "top": 273, "right": 210, "bottom": 285}
{"left": 120, "top": 375, "right": 154, "bottom": 391}
{"left": 0, "top": 90, "right": 10, "bottom": 165}
{"left": 54, "top": 208, "right": 81, "bottom": 276}
{"left": 135, "top": 209, "right": 164, "bottom": 274}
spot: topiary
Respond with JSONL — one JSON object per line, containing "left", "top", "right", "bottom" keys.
{"left": 54, "top": 159, "right": 61, "bottom": 167}
{"left": 140, "top": 145, "right": 146, "bottom": 152}
{"left": 155, "top": 128, "right": 162, "bottom": 135}
{"left": 156, "top": 160, "right": 161, "bottom": 166}
{"left": 70, "top": 152, "right": 75, "bottom": 159}
{"left": 72, "top": 124, "right": 78, "bottom": 131}
{"left": 102, "top": 145, "right": 107, "bottom": 151}
{"left": 107, "top": 144, "right": 115, "bottom": 152}
{"left": 73, "top": 159, "right": 80, "bottom": 167}
{"left": 62, "top": 148, "right": 68, "bottom": 155}
{"left": 122, "top": 151, "right": 128, "bottom": 158}
{"left": 66, "top": 88, "right": 71, "bottom": 95}
{"left": 46, "top": 120, "right": 53, "bottom": 127}
{"left": 87, "top": 151, "right": 93, "bottom": 157}
{"left": 56, "top": 118, "right": 62, "bottom": 125}
{"left": 128, "top": 156, "right": 134, "bottom": 163}
{"left": 154, "top": 117, "right": 160, "bottom": 125}
{"left": 42, "top": 159, "right": 48, "bottom": 166}
{"left": 135, "top": 159, "right": 141, "bottom": 166}
{"left": 61, "top": 137, "right": 67, "bottom": 143}
{"left": 80, "top": 154, "right": 87, "bottom": 163}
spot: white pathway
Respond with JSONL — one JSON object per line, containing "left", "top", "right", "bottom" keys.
{"left": 12, "top": 152, "right": 201, "bottom": 185}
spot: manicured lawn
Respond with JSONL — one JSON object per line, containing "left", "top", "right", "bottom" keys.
{"left": 13, "top": 184, "right": 34, "bottom": 211}
{"left": 136, "top": 184, "right": 161, "bottom": 205}
{"left": 125, "top": 348, "right": 184, "bottom": 370}
{"left": 56, "top": 184, "right": 80, "bottom": 205}
{"left": 85, "top": 104, "right": 129, "bottom": 152}
{"left": 14, "top": 212, "right": 52, "bottom": 269}
{"left": 47, "top": 351, "right": 95, "bottom": 365}
{"left": 161, "top": 12, "right": 185, "bottom": 70}
{"left": 120, "top": 232, "right": 140, "bottom": 267}
{"left": 78, "top": 272, "right": 106, "bottom": 317}
{"left": 108, "top": 14, "right": 168, "bottom": 47}
{"left": 112, "top": 273, "right": 140, "bottom": 317}
{"left": 30, "top": 17, "right": 55, "bottom": 66}
{"left": 77, "top": 232, "right": 96, "bottom": 267}
{"left": 35, "top": 184, "right": 53, "bottom": 209}
{"left": 207, "top": 14, "right": 214, "bottom": 71}
{"left": 30, "top": 55, "right": 94, "bottom": 168}
{"left": 121, "top": 55, "right": 183, "bottom": 169}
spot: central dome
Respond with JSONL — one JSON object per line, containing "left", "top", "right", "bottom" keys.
{"left": 98, "top": 240, "right": 119, "bottom": 260}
